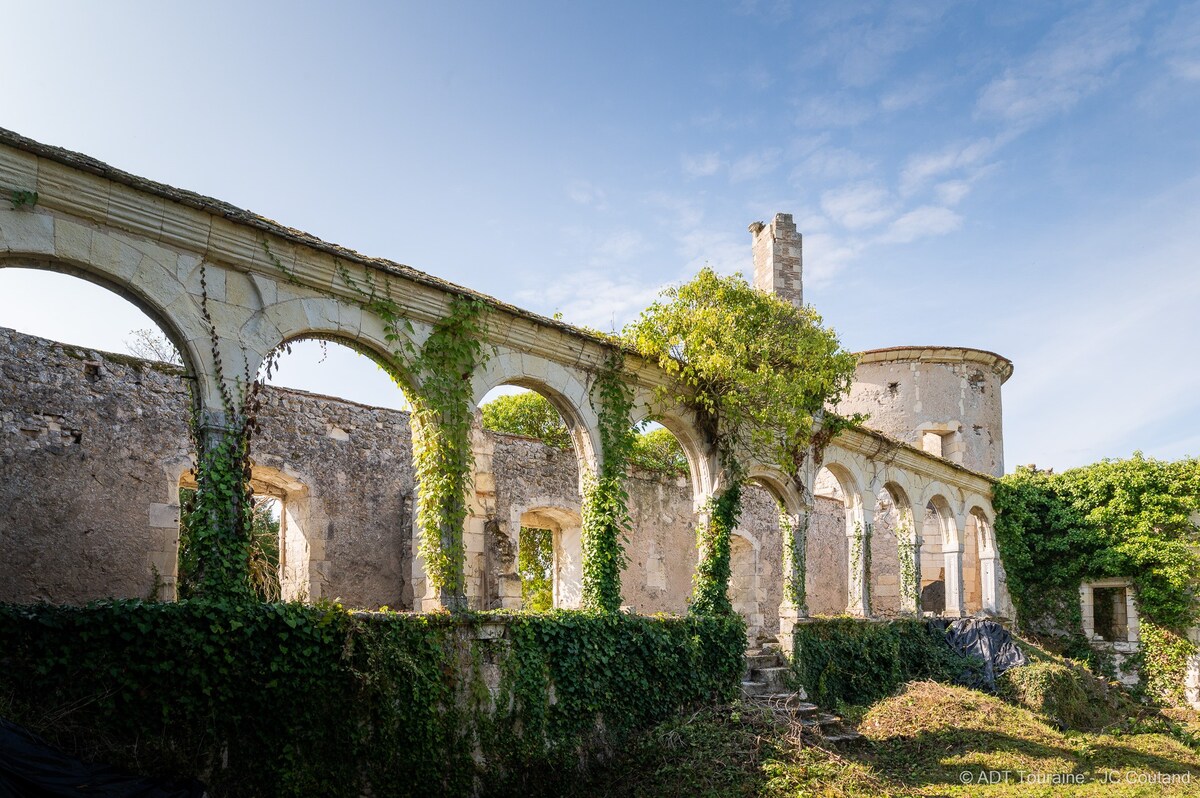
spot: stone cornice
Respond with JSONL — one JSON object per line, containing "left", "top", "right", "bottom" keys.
{"left": 835, "top": 425, "right": 996, "bottom": 493}
{"left": 856, "top": 345, "right": 1014, "bottom": 384}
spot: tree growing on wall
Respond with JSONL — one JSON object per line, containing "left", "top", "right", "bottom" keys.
{"left": 624, "top": 267, "right": 858, "bottom": 614}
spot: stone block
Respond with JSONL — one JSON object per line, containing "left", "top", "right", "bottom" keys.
{"left": 0, "top": 209, "right": 54, "bottom": 254}
{"left": 148, "top": 502, "right": 180, "bottom": 529}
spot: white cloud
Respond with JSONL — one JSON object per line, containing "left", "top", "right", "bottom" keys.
{"left": 976, "top": 3, "right": 1144, "bottom": 126}
{"left": 900, "top": 137, "right": 999, "bottom": 194}
{"left": 515, "top": 270, "right": 667, "bottom": 332}
{"left": 793, "top": 147, "right": 876, "bottom": 181}
{"left": 681, "top": 151, "right": 722, "bottom": 177}
{"left": 795, "top": 94, "right": 875, "bottom": 128}
{"left": 595, "top": 230, "right": 645, "bottom": 261}
{"left": 934, "top": 180, "right": 971, "bottom": 206}
{"left": 566, "top": 180, "right": 607, "bottom": 209}
{"left": 820, "top": 182, "right": 894, "bottom": 230}
{"left": 800, "top": 231, "right": 863, "bottom": 285}
{"left": 879, "top": 205, "right": 962, "bottom": 243}
{"left": 729, "top": 147, "right": 782, "bottom": 182}
{"left": 1153, "top": 1, "right": 1200, "bottom": 81}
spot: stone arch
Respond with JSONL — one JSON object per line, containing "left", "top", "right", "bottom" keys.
{"left": 249, "top": 299, "right": 421, "bottom": 396}
{"left": 965, "top": 503, "right": 998, "bottom": 614}
{"left": 0, "top": 252, "right": 211, "bottom": 408}
{"left": 629, "top": 402, "right": 712, "bottom": 507}
{"left": 919, "top": 492, "right": 959, "bottom": 614}
{"left": 472, "top": 349, "right": 601, "bottom": 478}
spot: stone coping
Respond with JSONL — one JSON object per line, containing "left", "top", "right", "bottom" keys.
{"left": 856, "top": 346, "right": 1014, "bottom": 383}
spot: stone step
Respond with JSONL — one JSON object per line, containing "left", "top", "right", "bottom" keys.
{"left": 820, "top": 731, "right": 865, "bottom": 747}
{"left": 753, "top": 665, "right": 791, "bottom": 693}
{"left": 740, "top": 680, "right": 768, "bottom": 698}
{"left": 745, "top": 652, "right": 782, "bottom": 672}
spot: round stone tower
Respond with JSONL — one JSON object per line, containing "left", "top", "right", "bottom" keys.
{"left": 834, "top": 347, "right": 1014, "bottom": 477}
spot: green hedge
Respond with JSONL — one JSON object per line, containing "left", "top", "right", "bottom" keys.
{"left": 0, "top": 601, "right": 745, "bottom": 797}
{"left": 792, "top": 618, "right": 979, "bottom": 707}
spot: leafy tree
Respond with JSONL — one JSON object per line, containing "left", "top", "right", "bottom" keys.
{"left": 623, "top": 267, "right": 857, "bottom": 613}
{"left": 480, "top": 391, "right": 572, "bottom": 449}
{"left": 518, "top": 525, "right": 554, "bottom": 611}
{"left": 629, "top": 427, "right": 689, "bottom": 476}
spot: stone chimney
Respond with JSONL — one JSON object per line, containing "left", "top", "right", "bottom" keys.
{"left": 749, "top": 213, "right": 802, "bottom": 308}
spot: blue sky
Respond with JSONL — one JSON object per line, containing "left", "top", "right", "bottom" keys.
{"left": 2, "top": 0, "right": 1199, "bottom": 472}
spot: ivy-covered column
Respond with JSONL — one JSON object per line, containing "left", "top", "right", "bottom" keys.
{"left": 898, "top": 503, "right": 923, "bottom": 616}
{"left": 777, "top": 503, "right": 810, "bottom": 654}
{"left": 845, "top": 497, "right": 871, "bottom": 617}
{"left": 580, "top": 351, "right": 635, "bottom": 613}
{"left": 181, "top": 409, "right": 254, "bottom": 600}
{"left": 692, "top": 481, "right": 741, "bottom": 617}
{"left": 409, "top": 296, "right": 488, "bottom": 613}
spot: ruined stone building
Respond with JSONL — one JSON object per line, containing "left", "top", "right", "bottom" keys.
{"left": 0, "top": 128, "right": 1012, "bottom": 648}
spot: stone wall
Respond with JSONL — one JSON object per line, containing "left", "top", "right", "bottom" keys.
{"left": 2, "top": 326, "right": 917, "bottom": 634}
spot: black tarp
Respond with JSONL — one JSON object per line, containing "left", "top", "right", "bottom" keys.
{"left": 929, "top": 617, "right": 1028, "bottom": 691}
{"left": 0, "top": 719, "right": 205, "bottom": 798}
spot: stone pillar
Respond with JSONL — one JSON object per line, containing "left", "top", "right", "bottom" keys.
{"left": 899, "top": 505, "right": 923, "bottom": 616}
{"left": 942, "top": 542, "right": 966, "bottom": 617}
{"left": 1080, "top": 584, "right": 1096, "bottom": 639}
{"left": 1125, "top": 588, "right": 1140, "bottom": 644}
{"left": 845, "top": 499, "right": 871, "bottom": 617}
{"left": 778, "top": 505, "right": 810, "bottom": 656}
{"left": 1186, "top": 628, "right": 1200, "bottom": 710}
{"left": 749, "top": 213, "right": 803, "bottom": 309}
{"left": 979, "top": 552, "right": 999, "bottom": 614}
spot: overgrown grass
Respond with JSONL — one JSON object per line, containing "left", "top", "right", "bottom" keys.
{"left": 579, "top": 682, "right": 1200, "bottom": 797}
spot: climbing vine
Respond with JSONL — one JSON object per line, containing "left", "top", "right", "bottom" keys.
{"left": 580, "top": 350, "right": 636, "bottom": 612}
{"left": 303, "top": 254, "right": 490, "bottom": 607}
{"left": 409, "top": 296, "right": 489, "bottom": 605}
{"left": 896, "top": 521, "right": 920, "bottom": 611}
{"left": 779, "top": 506, "right": 807, "bottom": 613}
{"left": 177, "top": 262, "right": 260, "bottom": 600}
{"left": 691, "top": 483, "right": 742, "bottom": 616}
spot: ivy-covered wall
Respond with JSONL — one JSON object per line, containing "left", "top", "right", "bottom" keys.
{"left": 0, "top": 600, "right": 745, "bottom": 797}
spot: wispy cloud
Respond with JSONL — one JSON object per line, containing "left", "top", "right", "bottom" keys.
{"left": 516, "top": 270, "right": 667, "bottom": 332}
{"left": 878, "top": 205, "right": 962, "bottom": 244}
{"left": 900, "top": 137, "right": 1001, "bottom": 195}
{"left": 976, "top": 3, "right": 1144, "bottom": 126}
{"left": 681, "top": 151, "right": 722, "bottom": 177}
{"left": 729, "top": 147, "right": 782, "bottom": 182}
{"left": 1153, "top": 1, "right": 1200, "bottom": 81}
{"left": 820, "top": 182, "right": 894, "bottom": 230}
{"left": 566, "top": 180, "right": 607, "bottom": 209}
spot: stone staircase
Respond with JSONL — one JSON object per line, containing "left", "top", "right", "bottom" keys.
{"left": 740, "top": 639, "right": 863, "bottom": 747}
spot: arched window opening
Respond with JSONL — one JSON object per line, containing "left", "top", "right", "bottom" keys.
{"left": 921, "top": 498, "right": 953, "bottom": 614}
{"left": 624, "top": 418, "right": 698, "bottom": 616}
{"left": 808, "top": 466, "right": 851, "bottom": 617}
{"left": 0, "top": 267, "right": 195, "bottom": 604}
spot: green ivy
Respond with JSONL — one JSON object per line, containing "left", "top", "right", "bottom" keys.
{"left": 791, "top": 618, "right": 980, "bottom": 707}
{"left": 994, "top": 455, "right": 1200, "bottom": 637}
{"left": 0, "top": 602, "right": 744, "bottom": 797}
{"left": 580, "top": 350, "right": 636, "bottom": 612}
{"left": 325, "top": 258, "right": 489, "bottom": 608}
{"left": 1137, "top": 620, "right": 1197, "bottom": 708}
{"left": 691, "top": 482, "right": 741, "bottom": 616}
{"left": 517, "top": 526, "right": 554, "bottom": 611}
{"left": 779, "top": 506, "right": 807, "bottom": 614}
{"left": 409, "top": 296, "right": 489, "bottom": 606}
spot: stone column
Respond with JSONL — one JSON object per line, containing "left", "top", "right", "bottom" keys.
{"left": 1125, "top": 588, "right": 1140, "bottom": 644}
{"left": 942, "top": 541, "right": 966, "bottom": 618}
{"left": 979, "top": 552, "right": 999, "bottom": 614}
{"left": 778, "top": 505, "right": 811, "bottom": 656}
{"left": 845, "top": 498, "right": 871, "bottom": 617}
{"left": 899, "top": 504, "right": 923, "bottom": 616}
